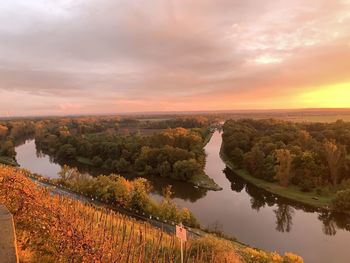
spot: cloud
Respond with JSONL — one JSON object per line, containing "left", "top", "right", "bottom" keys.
{"left": 0, "top": 0, "right": 350, "bottom": 115}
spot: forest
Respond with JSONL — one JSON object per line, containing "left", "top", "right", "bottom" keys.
{"left": 33, "top": 116, "right": 220, "bottom": 190}
{"left": 222, "top": 119, "right": 350, "bottom": 211}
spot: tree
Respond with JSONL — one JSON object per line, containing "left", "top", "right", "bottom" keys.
{"left": 324, "top": 141, "right": 347, "bottom": 185}
{"left": 92, "top": 156, "right": 103, "bottom": 167}
{"left": 128, "top": 178, "right": 152, "bottom": 211}
{"left": 115, "top": 158, "right": 129, "bottom": 173}
{"left": 274, "top": 149, "right": 294, "bottom": 187}
{"left": 56, "top": 144, "right": 76, "bottom": 159}
{"left": 173, "top": 159, "right": 201, "bottom": 180}
{"left": 0, "top": 124, "right": 8, "bottom": 139}
{"left": 158, "top": 161, "right": 171, "bottom": 177}
{"left": 243, "top": 146, "right": 265, "bottom": 178}
{"left": 330, "top": 189, "right": 350, "bottom": 212}
{"left": 230, "top": 147, "right": 244, "bottom": 168}
{"left": 1, "top": 140, "right": 16, "bottom": 158}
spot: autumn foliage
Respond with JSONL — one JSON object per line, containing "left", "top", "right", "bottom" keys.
{"left": 0, "top": 165, "right": 303, "bottom": 262}
{"left": 0, "top": 165, "right": 244, "bottom": 262}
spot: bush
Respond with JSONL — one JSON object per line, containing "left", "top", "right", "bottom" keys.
{"left": 57, "top": 166, "right": 199, "bottom": 227}
{"left": 0, "top": 165, "right": 238, "bottom": 262}
{"left": 331, "top": 189, "right": 350, "bottom": 211}
{"left": 241, "top": 247, "right": 303, "bottom": 263}
{"left": 190, "top": 236, "right": 240, "bottom": 263}
{"left": 315, "top": 187, "right": 323, "bottom": 195}
{"left": 299, "top": 178, "right": 314, "bottom": 192}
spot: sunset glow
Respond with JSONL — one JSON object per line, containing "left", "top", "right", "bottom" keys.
{"left": 299, "top": 82, "right": 350, "bottom": 108}
{"left": 0, "top": 0, "right": 349, "bottom": 115}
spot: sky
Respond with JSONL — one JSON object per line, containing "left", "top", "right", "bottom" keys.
{"left": 0, "top": 0, "right": 350, "bottom": 116}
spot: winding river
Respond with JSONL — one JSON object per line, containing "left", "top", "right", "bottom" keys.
{"left": 15, "top": 131, "right": 350, "bottom": 263}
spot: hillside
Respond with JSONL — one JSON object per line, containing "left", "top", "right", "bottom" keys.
{"left": 0, "top": 165, "right": 303, "bottom": 262}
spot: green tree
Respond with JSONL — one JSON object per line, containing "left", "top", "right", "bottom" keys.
{"left": 331, "top": 189, "right": 350, "bottom": 211}
{"left": 157, "top": 161, "right": 172, "bottom": 177}
{"left": 115, "top": 158, "right": 129, "bottom": 173}
{"left": 92, "top": 156, "right": 103, "bottom": 166}
{"left": 57, "top": 144, "right": 76, "bottom": 159}
{"left": 230, "top": 147, "right": 244, "bottom": 168}
{"left": 173, "top": 159, "right": 201, "bottom": 180}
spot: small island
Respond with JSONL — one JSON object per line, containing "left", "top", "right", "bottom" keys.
{"left": 34, "top": 116, "right": 222, "bottom": 191}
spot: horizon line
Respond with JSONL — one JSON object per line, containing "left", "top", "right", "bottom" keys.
{"left": 2, "top": 107, "right": 350, "bottom": 119}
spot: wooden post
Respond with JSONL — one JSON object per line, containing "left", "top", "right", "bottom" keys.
{"left": 0, "top": 205, "right": 19, "bottom": 263}
{"left": 180, "top": 237, "right": 183, "bottom": 263}
{"left": 176, "top": 223, "right": 187, "bottom": 263}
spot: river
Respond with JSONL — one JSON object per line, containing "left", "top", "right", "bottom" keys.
{"left": 15, "top": 131, "right": 350, "bottom": 263}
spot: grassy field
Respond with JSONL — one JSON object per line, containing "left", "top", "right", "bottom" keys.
{"left": 0, "top": 165, "right": 303, "bottom": 262}
{"left": 283, "top": 114, "right": 350, "bottom": 123}
{"left": 222, "top": 112, "right": 350, "bottom": 123}
{"left": 220, "top": 148, "right": 333, "bottom": 209}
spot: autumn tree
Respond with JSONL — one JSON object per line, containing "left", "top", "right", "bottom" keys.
{"left": 274, "top": 149, "right": 294, "bottom": 187}
{"left": 324, "top": 141, "right": 347, "bottom": 185}
{"left": 0, "top": 124, "right": 8, "bottom": 139}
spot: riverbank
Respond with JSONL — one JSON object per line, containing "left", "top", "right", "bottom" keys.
{"left": 190, "top": 128, "right": 222, "bottom": 191}
{"left": 189, "top": 172, "right": 223, "bottom": 191}
{"left": 202, "top": 128, "right": 215, "bottom": 147}
{"left": 0, "top": 156, "right": 18, "bottom": 166}
{"left": 220, "top": 146, "right": 333, "bottom": 210}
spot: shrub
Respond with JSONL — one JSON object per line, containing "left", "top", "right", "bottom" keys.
{"left": 57, "top": 166, "right": 199, "bottom": 227}
{"left": 0, "top": 165, "right": 302, "bottom": 263}
{"left": 299, "top": 178, "right": 314, "bottom": 192}
{"left": 331, "top": 189, "right": 350, "bottom": 211}
{"left": 241, "top": 247, "right": 303, "bottom": 263}
{"left": 0, "top": 165, "right": 239, "bottom": 262}
{"left": 190, "top": 236, "right": 241, "bottom": 263}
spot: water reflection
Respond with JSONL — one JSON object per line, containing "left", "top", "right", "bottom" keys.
{"left": 319, "top": 212, "right": 350, "bottom": 236}
{"left": 224, "top": 167, "right": 350, "bottom": 236}
{"left": 16, "top": 131, "right": 350, "bottom": 262}
{"left": 274, "top": 204, "right": 294, "bottom": 233}
{"left": 18, "top": 138, "right": 350, "bottom": 236}
{"left": 148, "top": 178, "right": 208, "bottom": 202}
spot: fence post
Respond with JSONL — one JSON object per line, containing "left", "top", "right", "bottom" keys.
{"left": 0, "top": 205, "right": 19, "bottom": 263}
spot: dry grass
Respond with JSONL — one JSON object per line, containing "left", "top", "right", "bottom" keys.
{"left": 0, "top": 165, "right": 303, "bottom": 263}
{"left": 0, "top": 165, "right": 243, "bottom": 263}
